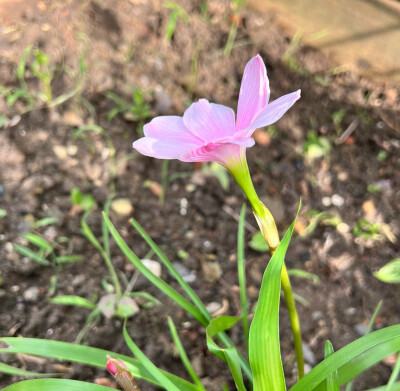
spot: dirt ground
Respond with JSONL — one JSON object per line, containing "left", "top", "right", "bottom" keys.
{"left": 0, "top": 0, "right": 399, "bottom": 390}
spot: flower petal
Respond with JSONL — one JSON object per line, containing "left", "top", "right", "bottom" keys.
{"left": 179, "top": 143, "right": 246, "bottom": 167}
{"left": 133, "top": 137, "right": 198, "bottom": 159}
{"left": 183, "top": 99, "right": 236, "bottom": 142}
{"left": 236, "top": 54, "right": 269, "bottom": 131}
{"left": 242, "top": 90, "right": 301, "bottom": 136}
{"left": 144, "top": 116, "right": 203, "bottom": 145}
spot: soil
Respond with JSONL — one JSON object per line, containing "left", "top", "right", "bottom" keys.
{"left": 0, "top": 0, "right": 400, "bottom": 390}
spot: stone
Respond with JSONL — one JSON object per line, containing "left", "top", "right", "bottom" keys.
{"left": 141, "top": 259, "right": 162, "bottom": 278}
{"left": 206, "top": 301, "right": 222, "bottom": 315}
{"left": 23, "top": 286, "right": 40, "bottom": 302}
{"left": 302, "top": 343, "right": 316, "bottom": 365}
{"left": 111, "top": 198, "right": 134, "bottom": 216}
{"left": 172, "top": 262, "right": 196, "bottom": 283}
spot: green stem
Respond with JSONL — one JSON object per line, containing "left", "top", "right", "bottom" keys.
{"left": 281, "top": 261, "right": 304, "bottom": 378}
{"left": 228, "top": 155, "right": 304, "bottom": 379}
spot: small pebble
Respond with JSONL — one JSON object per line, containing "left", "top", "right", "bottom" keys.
{"left": 172, "top": 262, "right": 196, "bottom": 283}
{"left": 206, "top": 301, "right": 222, "bottom": 315}
{"left": 331, "top": 194, "right": 345, "bottom": 207}
{"left": 337, "top": 222, "right": 350, "bottom": 233}
{"left": 141, "top": 259, "right": 162, "bottom": 278}
{"left": 23, "top": 286, "right": 40, "bottom": 302}
{"left": 322, "top": 196, "right": 332, "bottom": 207}
{"left": 302, "top": 343, "right": 316, "bottom": 365}
{"left": 180, "top": 198, "right": 188, "bottom": 216}
{"left": 354, "top": 323, "right": 368, "bottom": 336}
{"left": 111, "top": 198, "right": 134, "bottom": 216}
{"left": 344, "top": 307, "right": 357, "bottom": 316}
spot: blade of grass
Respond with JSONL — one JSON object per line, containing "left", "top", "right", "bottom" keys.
{"left": 24, "top": 234, "right": 53, "bottom": 251}
{"left": 129, "top": 215, "right": 253, "bottom": 383}
{"left": 386, "top": 352, "right": 400, "bottom": 391}
{"left": 237, "top": 204, "right": 249, "bottom": 352}
{"left": 0, "top": 338, "right": 199, "bottom": 391}
{"left": 123, "top": 322, "right": 181, "bottom": 391}
{"left": 0, "top": 362, "right": 56, "bottom": 378}
{"left": 82, "top": 214, "right": 121, "bottom": 297}
{"left": 167, "top": 317, "right": 205, "bottom": 390}
{"left": 130, "top": 217, "right": 210, "bottom": 321}
{"left": 249, "top": 207, "right": 299, "bottom": 391}
{"left": 13, "top": 244, "right": 50, "bottom": 265}
{"left": 324, "top": 341, "right": 339, "bottom": 391}
{"left": 2, "top": 379, "right": 115, "bottom": 391}
{"left": 206, "top": 316, "right": 247, "bottom": 391}
{"left": 345, "top": 300, "right": 382, "bottom": 391}
{"left": 289, "top": 325, "right": 400, "bottom": 391}
{"left": 50, "top": 295, "right": 96, "bottom": 310}
{"left": 104, "top": 213, "right": 208, "bottom": 325}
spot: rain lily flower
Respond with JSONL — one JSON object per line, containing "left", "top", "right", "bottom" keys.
{"left": 133, "top": 55, "right": 300, "bottom": 250}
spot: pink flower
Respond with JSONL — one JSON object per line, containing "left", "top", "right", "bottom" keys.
{"left": 106, "top": 356, "right": 126, "bottom": 376}
{"left": 132, "top": 54, "right": 300, "bottom": 169}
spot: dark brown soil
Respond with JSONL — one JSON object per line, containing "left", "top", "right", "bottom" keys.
{"left": 0, "top": 1, "right": 399, "bottom": 390}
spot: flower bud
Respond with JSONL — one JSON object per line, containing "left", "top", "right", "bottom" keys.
{"left": 106, "top": 355, "right": 141, "bottom": 391}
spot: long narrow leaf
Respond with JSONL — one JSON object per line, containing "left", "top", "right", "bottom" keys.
{"left": 50, "top": 295, "right": 96, "bottom": 310}
{"left": 324, "top": 341, "right": 339, "bottom": 391}
{"left": 13, "top": 244, "right": 50, "bottom": 265}
{"left": 346, "top": 300, "right": 382, "bottom": 391}
{"left": 338, "top": 339, "right": 400, "bottom": 387}
{"left": 167, "top": 317, "right": 205, "bottom": 389}
{"left": 103, "top": 213, "right": 208, "bottom": 325}
{"left": 0, "top": 338, "right": 199, "bottom": 391}
{"left": 206, "top": 316, "right": 247, "bottom": 391}
{"left": 2, "top": 379, "right": 113, "bottom": 391}
{"left": 249, "top": 205, "right": 300, "bottom": 391}
{"left": 0, "top": 362, "right": 56, "bottom": 378}
{"left": 289, "top": 325, "right": 400, "bottom": 391}
{"left": 386, "top": 352, "right": 400, "bottom": 391}
{"left": 237, "top": 204, "right": 249, "bottom": 352}
{"left": 129, "top": 215, "right": 253, "bottom": 383}
{"left": 123, "top": 323, "right": 181, "bottom": 391}
{"left": 24, "top": 233, "right": 53, "bottom": 251}
{"left": 130, "top": 217, "right": 210, "bottom": 321}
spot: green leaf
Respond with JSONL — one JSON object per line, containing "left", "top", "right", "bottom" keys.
{"left": 130, "top": 217, "right": 211, "bottom": 322}
{"left": 238, "top": 204, "right": 249, "bottom": 352}
{"left": 32, "top": 217, "right": 59, "bottom": 228}
{"left": 249, "top": 231, "right": 270, "bottom": 252}
{"left": 0, "top": 338, "right": 199, "bottom": 391}
{"left": 385, "top": 352, "right": 400, "bottom": 391}
{"left": 104, "top": 213, "right": 208, "bottom": 326}
{"left": 167, "top": 317, "right": 205, "bottom": 390}
{"left": 16, "top": 45, "right": 33, "bottom": 81}
{"left": 50, "top": 295, "right": 96, "bottom": 310}
{"left": 55, "top": 255, "right": 83, "bottom": 264}
{"left": 365, "top": 383, "right": 400, "bottom": 391}
{"left": 206, "top": 316, "right": 247, "bottom": 391}
{"left": 374, "top": 258, "right": 400, "bottom": 284}
{"left": 324, "top": 341, "right": 339, "bottom": 391}
{"left": 24, "top": 233, "right": 53, "bottom": 251}
{"left": 123, "top": 322, "right": 181, "bottom": 391}
{"left": 289, "top": 325, "right": 400, "bottom": 391}
{"left": 2, "top": 379, "right": 114, "bottom": 391}
{"left": 130, "top": 215, "right": 252, "bottom": 383}
{"left": 13, "top": 244, "right": 50, "bottom": 265}
{"left": 249, "top": 205, "right": 300, "bottom": 391}
{"left": 71, "top": 188, "right": 96, "bottom": 211}
{"left": 0, "top": 208, "right": 7, "bottom": 218}
{"left": 288, "top": 269, "right": 320, "bottom": 285}
{"left": 0, "top": 362, "right": 56, "bottom": 378}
